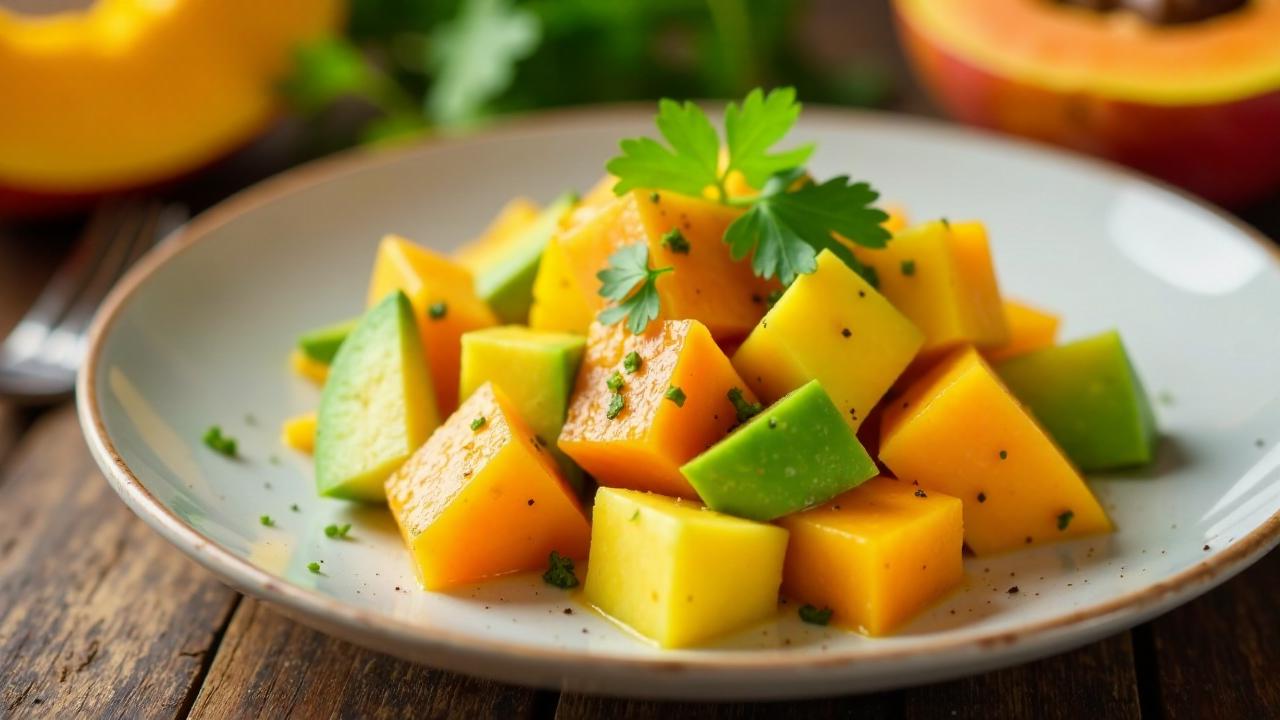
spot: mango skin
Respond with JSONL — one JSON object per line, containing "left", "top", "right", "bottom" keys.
{"left": 681, "top": 380, "right": 878, "bottom": 522}
{"left": 996, "top": 330, "right": 1157, "bottom": 471}
{"left": 583, "top": 487, "right": 789, "bottom": 648}
{"left": 778, "top": 477, "right": 964, "bottom": 636}
{"left": 880, "top": 347, "right": 1111, "bottom": 555}
{"left": 316, "top": 291, "right": 438, "bottom": 503}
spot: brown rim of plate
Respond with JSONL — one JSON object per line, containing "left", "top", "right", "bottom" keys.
{"left": 76, "top": 104, "right": 1280, "bottom": 673}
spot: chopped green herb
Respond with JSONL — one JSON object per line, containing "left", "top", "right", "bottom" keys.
{"left": 307, "top": 562, "right": 322, "bottom": 575}
{"left": 649, "top": 191, "right": 660, "bottom": 203}
{"left": 290, "top": 503, "right": 301, "bottom": 513}
{"left": 1057, "top": 510, "right": 1075, "bottom": 531}
{"left": 260, "top": 515, "right": 274, "bottom": 527}
{"left": 428, "top": 301, "right": 448, "bottom": 320}
{"left": 470, "top": 416, "right": 487, "bottom": 431}
{"left": 999, "top": 450, "right": 1008, "bottom": 460}
{"left": 727, "top": 387, "right": 763, "bottom": 423}
{"left": 661, "top": 228, "right": 690, "bottom": 254}
{"left": 941, "top": 217, "right": 951, "bottom": 229}
{"left": 606, "top": 371, "right": 625, "bottom": 393}
{"left": 597, "top": 243, "right": 672, "bottom": 334}
{"left": 325, "top": 523, "right": 353, "bottom": 540}
{"left": 665, "top": 385, "right": 687, "bottom": 407}
{"left": 542, "top": 551, "right": 579, "bottom": 589}
{"left": 202, "top": 426, "right": 238, "bottom": 457}
{"left": 798, "top": 604, "right": 833, "bottom": 626}
{"left": 623, "top": 351, "right": 642, "bottom": 373}
{"left": 901, "top": 259, "right": 916, "bottom": 277}
{"left": 606, "top": 393, "right": 626, "bottom": 420}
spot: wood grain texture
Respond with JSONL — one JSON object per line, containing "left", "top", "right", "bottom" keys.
{"left": 902, "top": 632, "right": 1141, "bottom": 720}
{"left": 555, "top": 692, "right": 899, "bottom": 719}
{"left": 0, "top": 406, "right": 240, "bottom": 719}
{"left": 189, "top": 598, "right": 545, "bottom": 720}
{"left": 1143, "top": 549, "right": 1280, "bottom": 720}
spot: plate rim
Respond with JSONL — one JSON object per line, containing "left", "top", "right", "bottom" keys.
{"left": 76, "top": 104, "right": 1280, "bottom": 680}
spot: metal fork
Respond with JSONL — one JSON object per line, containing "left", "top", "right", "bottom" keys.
{"left": 0, "top": 199, "right": 187, "bottom": 404}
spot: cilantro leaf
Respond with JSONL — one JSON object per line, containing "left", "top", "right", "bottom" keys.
{"left": 597, "top": 243, "right": 672, "bottom": 334}
{"left": 725, "top": 171, "right": 890, "bottom": 285}
{"left": 542, "top": 551, "right": 579, "bottom": 589}
{"left": 427, "top": 0, "right": 540, "bottom": 126}
{"left": 606, "top": 99, "right": 721, "bottom": 198}
{"left": 724, "top": 87, "right": 814, "bottom": 189}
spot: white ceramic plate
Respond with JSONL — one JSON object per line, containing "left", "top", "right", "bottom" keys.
{"left": 78, "top": 107, "right": 1280, "bottom": 700}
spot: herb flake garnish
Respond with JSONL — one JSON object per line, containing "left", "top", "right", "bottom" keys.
{"left": 325, "top": 523, "right": 353, "bottom": 540}
{"left": 661, "top": 228, "right": 690, "bottom": 254}
{"left": 307, "top": 562, "right": 323, "bottom": 575}
{"left": 623, "top": 351, "right": 642, "bottom": 373}
{"left": 260, "top": 515, "right": 274, "bottom": 527}
{"left": 203, "top": 426, "right": 238, "bottom": 457}
{"left": 428, "top": 301, "right": 448, "bottom": 320}
{"left": 728, "top": 387, "right": 762, "bottom": 423}
{"left": 597, "top": 243, "right": 672, "bottom": 334}
{"left": 798, "top": 604, "right": 833, "bottom": 626}
{"left": 1057, "top": 510, "right": 1075, "bottom": 531}
{"left": 665, "top": 385, "right": 687, "bottom": 407}
{"left": 900, "top": 259, "right": 916, "bottom": 277}
{"left": 606, "top": 371, "right": 625, "bottom": 393}
{"left": 606, "top": 393, "right": 626, "bottom": 420}
{"left": 543, "top": 551, "right": 579, "bottom": 589}
{"left": 470, "top": 416, "right": 487, "bottom": 431}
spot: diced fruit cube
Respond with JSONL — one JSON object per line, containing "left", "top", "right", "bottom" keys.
{"left": 583, "top": 487, "right": 789, "bottom": 648}
{"left": 559, "top": 320, "right": 755, "bottom": 499}
{"left": 385, "top": 383, "right": 590, "bottom": 590}
{"left": 777, "top": 477, "right": 964, "bottom": 635}
{"left": 454, "top": 197, "right": 541, "bottom": 270}
{"left": 681, "top": 380, "right": 878, "bottom": 521}
{"left": 281, "top": 412, "right": 317, "bottom": 453}
{"left": 879, "top": 347, "right": 1111, "bottom": 555}
{"left": 316, "top": 292, "right": 438, "bottom": 502}
{"left": 554, "top": 189, "right": 779, "bottom": 342}
{"left": 290, "top": 348, "right": 328, "bottom": 385}
{"left": 731, "top": 249, "right": 923, "bottom": 431}
{"left": 459, "top": 326, "right": 586, "bottom": 483}
{"left": 297, "top": 318, "right": 357, "bottom": 364}
{"left": 457, "top": 193, "right": 577, "bottom": 324}
{"left": 996, "top": 330, "right": 1157, "bottom": 471}
{"left": 367, "top": 234, "right": 498, "bottom": 415}
{"left": 529, "top": 237, "right": 596, "bottom": 334}
{"left": 853, "top": 220, "right": 1009, "bottom": 356}
{"left": 983, "top": 300, "right": 1060, "bottom": 362}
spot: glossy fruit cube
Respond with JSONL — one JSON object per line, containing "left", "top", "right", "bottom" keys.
{"left": 982, "top": 300, "right": 1060, "bottom": 362}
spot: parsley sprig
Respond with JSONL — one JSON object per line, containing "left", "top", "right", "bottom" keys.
{"left": 596, "top": 243, "right": 672, "bottom": 334}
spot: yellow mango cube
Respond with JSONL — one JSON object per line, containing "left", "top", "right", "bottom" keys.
{"left": 879, "top": 348, "right": 1112, "bottom": 555}
{"left": 529, "top": 236, "right": 596, "bottom": 334}
{"left": 982, "top": 300, "right": 1061, "bottom": 362}
{"left": 854, "top": 220, "right": 1009, "bottom": 356}
{"left": 385, "top": 383, "right": 591, "bottom": 590}
{"left": 368, "top": 235, "right": 498, "bottom": 415}
{"left": 732, "top": 250, "right": 923, "bottom": 430}
{"left": 583, "top": 487, "right": 789, "bottom": 648}
{"left": 453, "top": 197, "right": 541, "bottom": 271}
{"left": 289, "top": 348, "right": 328, "bottom": 385}
{"left": 777, "top": 477, "right": 964, "bottom": 635}
{"left": 280, "top": 412, "right": 317, "bottom": 453}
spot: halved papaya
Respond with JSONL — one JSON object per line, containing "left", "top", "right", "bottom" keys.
{"left": 895, "top": 0, "right": 1280, "bottom": 206}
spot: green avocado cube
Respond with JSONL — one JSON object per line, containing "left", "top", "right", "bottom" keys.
{"left": 996, "top": 330, "right": 1157, "bottom": 471}
{"left": 297, "top": 318, "right": 357, "bottom": 363}
{"left": 680, "top": 380, "right": 878, "bottom": 521}
{"left": 476, "top": 192, "right": 577, "bottom": 324}
{"left": 316, "top": 292, "right": 439, "bottom": 502}
{"left": 459, "top": 326, "right": 586, "bottom": 484}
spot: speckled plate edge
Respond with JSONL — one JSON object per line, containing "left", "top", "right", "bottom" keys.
{"left": 76, "top": 106, "right": 1280, "bottom": 699}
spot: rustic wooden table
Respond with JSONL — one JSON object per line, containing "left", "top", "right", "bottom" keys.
{"left": 1, "top": 4, "right": 1278, "bottom": 717}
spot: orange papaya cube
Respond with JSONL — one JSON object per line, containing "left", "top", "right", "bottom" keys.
{"left": 880, "top": 348, "right": 1112, "bottom": 555}
{"left": 777, "top": 476, "right": 964, "bottom": 636}
{"left": 385, "top": 382, "right": 590, "bottom": 590}
{"left": 529, "top": 236, "right": 596, "bottom": 334}
{"left": 983, "top": 300, "right": 1061, "bottom": 362}
{"left": 556, "top": 190, "right": 779, "bottom": 342}
{"left": 558, "top": 320, "right": 755, "bottom": 499}
{"left": 732, "top": 250, "right": 923, "bottom": 431}
{"left": 367, "top": 234, "right": 498, "bottom": 415}
{"left": 853, "top": 220, "right": 1009, "bottom": 356}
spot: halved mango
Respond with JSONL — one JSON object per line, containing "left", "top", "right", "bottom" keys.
{"left": 385, "top": 383, "right": 590, "bottom": 590}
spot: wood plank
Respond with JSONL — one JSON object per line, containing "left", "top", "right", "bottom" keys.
{"left": 902, "top": 633, "right": 1141, "bottom": 720}
{"left": 1143, "top": 548, "right": 1279, "bottom": 719}
{"left": 0, "top": 405, "right": 241, "bottom": 719}
{"left": 555, "top": 691, "right": 899, "bottom": 719}
{"left": 189, "top": 598, "right": 545, "bottom": 720}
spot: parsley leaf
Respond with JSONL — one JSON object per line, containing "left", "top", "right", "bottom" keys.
{"left": 202, "top": 426, "right": 238, "bottom": 458}
{"left": 728, "top": 387, "right": 762, "bottom": 423}
{"left": 724, "top": 87, "right": 814, "bottom": 189}
{"left": 606, "top": 98, "right": 721, "bottom": 198}
{"left": 427, "top": 0, "right": 540, "bottom": 126}
{"left": 542, "top": 551, "right": 579, "bottom": 589}
{"left": 725, "top": 171, "right": 890, "bottom": 285}
{"left": 597, "top": 243, "right": 672, "bottom": 334}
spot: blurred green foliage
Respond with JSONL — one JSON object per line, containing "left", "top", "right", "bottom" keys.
{"left": 281, "top": 0, "right": 890, "bottom": 146}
